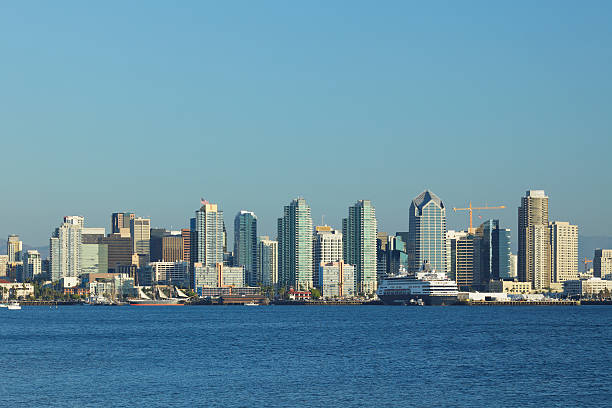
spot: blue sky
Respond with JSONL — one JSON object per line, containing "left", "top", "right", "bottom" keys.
{"left": 1, "top": 1, "right": 611, "bottom": 246}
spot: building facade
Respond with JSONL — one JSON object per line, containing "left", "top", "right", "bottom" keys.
{"left": 131, "top": 217, "right": 151, "bottom": 265}
{"left": 234, "top": 211, "right": 258, "bottom": 286}
{"left": 257, "top": 236, "right": 278, "bottom": 288}
{"left": 319, "top": 261, "right": 356, "bottom": 298}
{"left": 549, "top": 221, "right": 578, "bottom": 283}
{"left": 7, "top": 235, "right": 22, "bottom": 263}
{"left": 277, "top": 198, "right": 313, "bottom": 290}
{"left": 111, "top": 212, "right": 134, "bottom": 235}
{"left": 593, "top": 249, "right": 612, "bottom": 279}
{"left": 518, "top": 190, "right": 551, "bottom": 290}
{"left": 313, "top": 226, "right": 343, "bottom": 287}
{"left": 194, "top": 201, "right": 224, "bottom": 267}
{"left": 408, "top": 190, "right": 447, "bottom": 275}
{"left": 193, "top": 263, "right": 245, "bottom": 288}
{"left": 22, "top": 250, "right": 42, "bottom": 281}
{"left": 343, "top": 200, "right": 377, "bottom": 294}
{"left": 50, "top": 219, "right": 82, "bottom": 281}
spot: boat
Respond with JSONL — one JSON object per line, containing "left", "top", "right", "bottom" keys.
{"left": 377, "top": 261, "right": 458, "bottom": 306}
{"left": 7, "top": 302, "right": 21, "bottom": 310}
{"left": 0, "top": 303, "right": 8, "bottom": 308}
{"left": 244, "top": 302, "right": 260, "bottom": 306}
{"left": 128, "top": 286, "right": 184, "bottom": 306}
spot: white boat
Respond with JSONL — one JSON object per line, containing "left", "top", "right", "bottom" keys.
{"left": 0, "top": 303, "right": 8, "bottom": 308}
{"left": 244, "top": 302, "right": 260, "bottom": 306}
{"left": 7, "top": 303, "right": 21, "bottom": 310}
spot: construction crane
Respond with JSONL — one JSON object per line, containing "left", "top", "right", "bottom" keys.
{"left": 453, "top": 202, "right": 506, "bottom": 233}
{"left": 584, "top": 257, "right": 593, "bottom": 273}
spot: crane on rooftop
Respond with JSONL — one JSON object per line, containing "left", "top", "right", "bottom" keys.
{"left": 453, "top": 202, "right": 506, "bottom": 234}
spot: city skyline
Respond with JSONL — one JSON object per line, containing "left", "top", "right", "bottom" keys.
{"left": 1, "top": 2, "right": 611, "bottom": 244}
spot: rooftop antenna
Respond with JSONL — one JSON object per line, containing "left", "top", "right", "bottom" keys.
{"left": 321, "top": 214, "right": 325, "bottom": 226}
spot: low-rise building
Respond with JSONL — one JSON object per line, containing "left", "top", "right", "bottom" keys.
{"left": 563, "top": 278, "right": 612, "bottom": 297}
{"left": 0, "top": 281, "right": 34, "bottom": 299}
{"left": 488, "top": 280, "right": 533, "bottom": 294}
{"left": 193, "top": 263, "right": 245, "bottom": 289}
{"left": 319, "top": 261, "right": 356, "bottom": 298}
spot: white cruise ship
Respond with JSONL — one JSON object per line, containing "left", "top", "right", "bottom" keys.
{"left": 377, "top": 262, "right": 458, "bottom": 306}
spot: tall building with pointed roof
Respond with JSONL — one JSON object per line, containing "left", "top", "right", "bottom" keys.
{"left": 408, "top": 190, "right": 448, "bottom": 274}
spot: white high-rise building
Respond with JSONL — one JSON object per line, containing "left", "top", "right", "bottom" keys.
{"left": 313, "top": 226, "right": 343, "bottom": 287}
{"left": 7, "top": 235, "right": 23, "bottom": 263}
{"left": 22, "top": 250, "right": 42, "bottom": 280}
{"left": 50, "top": 219, "right": 82, "bottom": 281}
{"left": 194, "top": 200, "right": 224, "bottom": 267}
{"left": 594, "top": 249, "right": 612, "bottom": 279}
{"left": 64, "top": 216, "right": 85, "bottom": 227}
{"left": 518, "top": 190, "right": 551, "bottom": 290}
{"left": 343, "top": 200, "right": 377, "bottom": 294}
{"left": 257, "top": 236, "right": 278, "bottom": 288}
{"left": 549, "top": 221, "right": 578, "bottom": 283}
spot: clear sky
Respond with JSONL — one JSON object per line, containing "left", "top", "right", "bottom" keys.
{"left": 1, "top": 1, "right": 611, "bottom": 246}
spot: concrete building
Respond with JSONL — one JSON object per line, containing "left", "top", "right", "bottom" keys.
{"left": 278, "top": 198, "right": 313, "bottom": 290}
{"left": 257, "top": 236, "right": 278, "bottom": 288}
{"left": 0, "top": 281, "right": 34, "bottom": 299}
{"left": 50, "top": 218, "right": 82, "bottom": 281}
{"left": 111, "top": 212, "right": 134, "bottom": 236}
{"left": 563, "top": 278, "right": 612, "bottom": 297}
{"left": 313, "top": 226, "right": 343, "bottom": 287}
{"left": 64, "top": 215, "right": 84, "bottom": 228}
{"left": 194, "top": 200, "right": 224, "bottom": 267}
{"left": 193, "top": 263, "right": 245, "bottom": 288}
{"left": 475, "top": 220, "right": 512, "bottom": 282}
{"left": 488, "top": 280, "right": 533, "bottom": 294}
{"left": 84, "top": 273, "right": 136, "bottom": 299}
{"left": 7, "top": 235, "right": 23, "bottom": 262}
{"left": 593, "top": 249, "right": 612, "bottom": 279}
{"left": 319, "top": 261, "right": 356, "bottom": 298}
{"left": 509, "top": 253, "right": 518, "bottom": 278}
{"left": 518, "top": 190, "right": 551, "bottom": 290}
{"left": 343, "top": 200, "right": 377, "bottom": 294}
{"left": 549, "top": 221, "right": 578, "bottom": 283}
{"left": 408, "top": 190, "right": 447, "bottom": 275}
{"left": 131, "top": 217, "right": 151, "bottom": 265}
{"left": 101, "top": 234, "right": 134, "bottom": 273}
{"left": 0, "top": 255, "right": 8, "bottom": 277}
{"left": 22, "top": 250, "right": 42, "bottom": 281}
{"left": 448, "top": 231, "right": 478, "bottom": 291}
{"left": 181, "top": 228, "right": 191, "bottom": 267}
{"left": 234, "top": 211, "right": 258, "bottom": 286}
{"left": 142, "top": 261, "right": 189, "bottom": 287}
{"left": 162, "top": 234, "right": 183, "bottom": 262}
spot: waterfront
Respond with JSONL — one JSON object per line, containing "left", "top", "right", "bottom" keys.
{"left": 1, "top": 306, "right": 611, "bottom": 407}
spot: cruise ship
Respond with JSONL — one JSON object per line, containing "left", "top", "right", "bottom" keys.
{"left": 377, "top": 262, "right": 458, "bottom": 306}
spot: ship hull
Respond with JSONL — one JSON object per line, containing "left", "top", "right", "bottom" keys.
{"left": 378, "top": 294, "right": 457, "bottom": 306}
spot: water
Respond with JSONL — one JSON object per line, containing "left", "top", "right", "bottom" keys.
{"left": 1, "top": 305, "right": 610, "bottom": 407}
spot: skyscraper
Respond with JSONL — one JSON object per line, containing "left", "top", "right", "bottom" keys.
{"left": 476, "top": 220, "right": 511, "bottom": 284}
{"left": 50, "top": 218, "right": 82, "bottom": 281}
{"left": 313, "top": 225, "right": 343, "bottom": 287}
{"left": 234, "top": 211, "right": 258, "bottom": 286}
{"left": 7, "top": 235, "right": 22, "bottom": 263}
{"left": 549, "top": 221, "right": 578, "bottom": 283}
{"left": 111, "top": 212, "right": 134, "bottom": 235}
{"left": 408, "top": 190, "right": 447, "bottom": 274}
{"left": 277, "top": 198, "right": 313, "bottom": 290}
{"left": 593, "top": 249, "right": 612, "bottom": 279}
{"left": 194, "top": 200, "right": 224, "bottom": 267}
{"left": 131, "top": 217, "right": 151, "bottom": 265}
{"left": 343, "top": 200, "right": 377, "bottom": 294}
{"left": 22, "top": 250, "right": 42, "bottom": 280}
{"left": 518, "top": 190, "right": 551, "bottom": 289}
{"left": 257, "top": 236, "right": 278, "bottom": 288}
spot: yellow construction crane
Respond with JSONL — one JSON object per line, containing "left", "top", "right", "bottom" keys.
{"left": 453, "top": 202, "right": 506, "bottom": 233}
{"left": 584, "top": 257, "right": 593, "bottom": 273}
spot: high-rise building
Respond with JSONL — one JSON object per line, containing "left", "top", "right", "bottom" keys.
{"left": 22, "top": 250, "right": 42, "bottom": 281}
{"left": 101, "top": 234, "right": 134, "bottom": 273}
{"left": 475, "top": 220, "right": 511, "bottom": 284}
{"left": 376, "top": 233, "right": 408, "bottom": 281}
{"left": 181, "top": 228, "right": 191, "bottom": 266}
{"left": 277, "top": 198, "right": 313, "bottom": 290}
{"left": 131, "top": 217, "right": 151, "bottom": 265}
{"left": 149, "top": 228, "right": 167, "bottom": 262}
{"left": 593, "top": 249, "right": 612, "bottom": 279}
{"left": 313, "top": 226, "right": 343, "bottom": 287}
{"left": 408, "top": 190, "right": 447, "bottom": 274}
{"left": 549, "top": 221, "right": 578, "bottom": 283}
{"left": 162, "top": 233, "right": 183, "bottom": 262}
{"left": 111, "top": 212, "right": 134, "bottom": 235}
{"left": 50, "top": 219, "right": 82, "bottom": 281}
{"left": 234, "top": 211, "right": 258, "bottom": 286}
{"left": 518, "top": 190, "right": 551, "bottom": 289}
{"left": 257, "top": 236, "right": 278, "bottom": 288}
{"left": 193, "top": 263, "right": 245, "bottom": 288}
{"left": 448, "top": 230, "right": 479, "bottom": 290}
{"left": 64, "top": 215, "right": 84, "bottom": 228}
{"left": 81, "top": 231, "right": 108, "bottom": 275}
{"left": 509, "top": 253, "right": 517, "bottom": 278}
{"left": 7, "top": 235, "right": 23, "bottom": 263}
{"left": 194, "top": 200, "right": 224, "bottom": 267}
{"left": 343, "top": 200, "right": 377, "bottom": 294}
{"left": 319, "top": 261, "right": 356, "bottom": 298}
{"left": 142, "top": 261, "right": 189, "bottom": 287}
